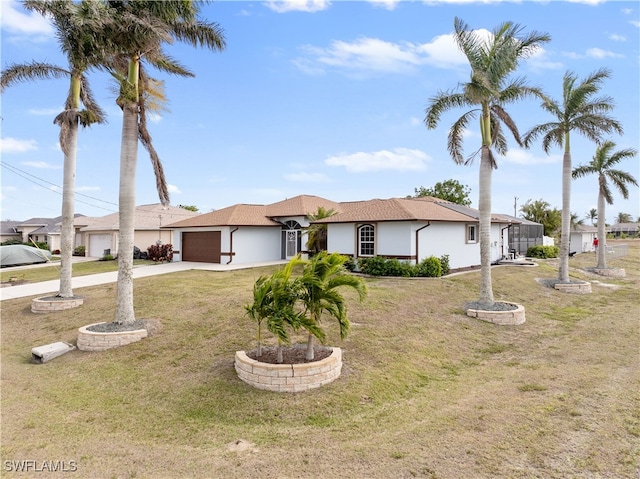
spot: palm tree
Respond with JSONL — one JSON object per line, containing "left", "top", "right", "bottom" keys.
{"left": 104, "top": 1, "right": 225, "bottom": 325}
{"left": 306, "top": 206, "right": 337, "bottom": 254}
{"left": 586, "top": 208, "right": 598, "bottom": 226}
{"left": 615, "top": 212, "right": 633, "bottom": 224}
{"left": 1, "top": 0, "right": 108, "bottom": 299}
{"left": 570, "top": 212, "right": 584, "bottom": 229}
{"left": 573, "top": 141, "right": 638, "bottom": 269}
{"left": 425, "top": 17, "right": 550, "bottom": 306}
{"left": 298, "top": 252, "right": 367, "bottom": 360}
{"left": 523, "top": 69, "right": 623, "bottom": 283}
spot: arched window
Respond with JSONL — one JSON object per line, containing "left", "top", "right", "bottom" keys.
{"left": 358, "top": 224, "right": 375, "bottom": 257}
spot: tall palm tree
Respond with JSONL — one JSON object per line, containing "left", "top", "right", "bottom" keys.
{"left": 615, "top": 212, "right": 633, "bottom": 224}
{"left": 523, "top": 69, "right": 622, "bottom": 283}
{"left": 425, "top": 17, "right": 550, "bottom": 306}
{"left": 586, "top": 208, "right": 598, "bottom": 226}
{"left": 573, "top": 141, "right": 638, "bottom": 269}
{"left": 104, "top": 0, "right": 225, "bottom": 325}
{"left": 570, "top": 212, "right": 584, "bottom": 229}
{"left": 1, "top": 0, "right": 108, "bottom": 299}
{"left": 298, "top": 252, "right": 367, "bottom": 360}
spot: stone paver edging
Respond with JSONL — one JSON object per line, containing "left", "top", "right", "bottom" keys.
{"left": 77, "top": 322, "right": 147, "bottom": 352}
{"left": 467, "top": 303, "right": 526, "bottom": 325}
{"left": 554, "top": 281, "right": 592, "bottom": 294}
{"left": 235, "top": 347, "right": 342, "bottom": 393}
{"left": 32, "top": 296, "right": 84, "bottom": 313}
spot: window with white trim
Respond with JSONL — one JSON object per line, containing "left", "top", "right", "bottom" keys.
{"left": 358, "top": 224, "right": 375, "bottom": 257}
{"left": 466, "top": 224, "right": 478, "bottom": 243}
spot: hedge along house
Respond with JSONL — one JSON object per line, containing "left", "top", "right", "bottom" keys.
{"left": 78, "top": 204, "right": 198, "bottom": 258}
{"left": 312, "top": 197, "right": 519, "bottom": 270}
{"left": 164, "top": 195, "right": 342, "bottom": 264}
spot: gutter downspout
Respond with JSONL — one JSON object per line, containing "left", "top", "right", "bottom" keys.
{"left": 415, "top": 221, "right": 431, "bottom": 263}
{"left": 227, "top": 227, "right": 239, "bottom": 264}
{"left": 501, "top": 224, "right": 512, "bottom": 259}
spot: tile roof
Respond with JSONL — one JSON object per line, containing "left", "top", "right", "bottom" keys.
{"left": 165, "top": 204, "right": 280, "bottom": 228}
{"left": 81, "top": 204, "right": 199, "bottom": 231}
{"left": 265, "top": 195, "right": 342, "bottom": 217}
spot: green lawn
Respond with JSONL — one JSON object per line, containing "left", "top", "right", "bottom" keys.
{"left": 1, "top": 241, "right": 638, "bottom": 478}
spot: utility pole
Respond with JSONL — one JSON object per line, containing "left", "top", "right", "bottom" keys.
{"left": 513, "top": 196, "right": 518, "bottom": 217}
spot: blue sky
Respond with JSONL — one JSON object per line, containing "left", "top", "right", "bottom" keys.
{"left": 1, "top": 0, "right": 638, "bottom": 225}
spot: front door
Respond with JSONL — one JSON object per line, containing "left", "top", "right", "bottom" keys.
{"left": 286, "top": 230, "right": 298, "bottom": 258}
{"left": 282, "top": 220, "right": 302, "bottom": 259}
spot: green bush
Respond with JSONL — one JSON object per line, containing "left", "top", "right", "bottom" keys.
{"left": 29, "top": 241, "right": 50, "bottom": 250}
{"left": 99, "top": 254, "right": 114, "bottom": 261}
{"left": 1, "top": 239, "right": 23, "bottom": 246}
{"left": 439, "top": 254, "right": 450, "bottom": 275}
{"left": 73, "top": 245, "right": 86, "bottom": 257}
{"left": 526, "top": 245, "right": 559, "bottom": 258}
{"left": 147, "top": 243, "right": 174, "bottom": 262}
{"left": 359, "top": 256, "right": 444, "bottom": 278}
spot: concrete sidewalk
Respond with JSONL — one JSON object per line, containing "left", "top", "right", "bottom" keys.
{"left": 0, "top": 260, "right": 286, "bottom": 301}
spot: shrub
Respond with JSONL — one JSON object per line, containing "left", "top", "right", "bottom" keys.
{"left": 439, "top": 254, "right": 450, "bottom": 276}
{"left": 29, "top": 241, "right": 49, "bottom": 250}
{"left": 1, "top": 239, "right": 23, "bottom": 246}
{"left": 52, "top": 249, "right": 61, "bottom": 255}
{"left": 147, "top": 243, "right": 174, "bottom": 262}
{"left": 99, "top": 254, "right": 114, "bottom": 261}
{"left": 417, "top": 256, "right": 442, "bottom": 277}
{"left": 526, "top": 245, "right": 559, "bottom": 258}
{"left": 73, "top": 246, "right": 86, "bottom": 257}
{"left": 358, "top": 256, "right": 388, "bottom": 276}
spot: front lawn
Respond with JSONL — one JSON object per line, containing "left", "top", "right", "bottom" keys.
{"left": 1, "top": 242, "right": 638, "bottom": 478}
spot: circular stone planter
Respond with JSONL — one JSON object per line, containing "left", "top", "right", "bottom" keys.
{"left": 554, "top": 281, "right": 592, "bottom": 294}
{"left": 466, "top": 303, "right": 526, "bottom": 325}
{"left": 593, "top": 268, "right": 625, "bottom": 278}
{"left": 235, "top": 347, "right": 342, "bottom": 393}
{"left": 77, "top": 322, "right": 147, "bottom": 352}
{"left": 32, "top": 296, "right": 84, "bottom": 313}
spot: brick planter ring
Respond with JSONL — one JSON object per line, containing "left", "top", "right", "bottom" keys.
{"left": 594, "top": 268, "right": 625, "bottom": 278}
{"left": 77, "top": 322, "right": 147, "bottom": 352}
{"left": 32, "top": 296, "right": 84, "bottom": 313}
{"left": 554, "top": 281, "right": 592, "bottom": 294}
{"left": 235, "top": 347, "right": 342, "bottom": 393}
{"left": 467, "top": 303, "right": 526, "bottom": 325}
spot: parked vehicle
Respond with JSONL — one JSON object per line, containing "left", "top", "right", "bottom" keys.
{"left": 0, "top": 245, "right": 52, "bottom": 267}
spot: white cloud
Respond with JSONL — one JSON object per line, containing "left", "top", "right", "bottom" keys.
{"left": 325, "top": 148, "right": 430, "bottom": 172}
{"left": 631, "top": 21, "right": 640, "bottom": 28}
{"left": 1, "top": 137, "right": 38, "bottom": 153}
{"left": 0, "top": 0, "right": 53, "bottom": 39}
{"left": 28, "top": 108, "right": 63, "bottom": 116}
{"left": 502, "top": 148, "right": 560, "bottom": 166}
{"left": 264, "top": 0, "right": 330, "bottom": 13}
{"left": 586, "top": 48, "right": 623, "bottom": 59}
{"left": 168, "top": 184, "right": 182, "bottom": 194}
{"left": 284, "top": 172, "right": 331, "bottom": 182}
{"left": 608, "top": 34, "right": 626, "bottom": 42}
{"left": 366, "top": 0, "right": 401, "bottom": 10}
{"left": 22, "top": 161, "right": 61, "bottom": 169}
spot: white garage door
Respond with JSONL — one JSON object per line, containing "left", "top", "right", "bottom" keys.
{"left": 89, "top": 234, "right": 112, "bottom": 257}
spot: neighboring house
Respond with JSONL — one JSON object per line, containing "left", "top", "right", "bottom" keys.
{"left": 499, "top": 215, "right": 545, "bottom": 255}
{"left": 569, "top": 224, "right": 598, "bottom": 254}
{"left": 0, "top": 215, "right": 86, "bottom": 252}
{"left": 165, "top": 195, "right": 341, "bottom": 264}
{"left": 79, "top": 204, "right": 199, "bottom": 257}
{"left": 609, "top": 222, "right": 639, "bottom": 238}
{"left": 166, "top": 195, "right": 526, "bottom": 270}
{"left": 0, "top": 221, "right": 23, "bottom": 244}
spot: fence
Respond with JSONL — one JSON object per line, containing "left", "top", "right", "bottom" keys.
{"left": 605, "top": 243, "right": 628, "bottom": 260}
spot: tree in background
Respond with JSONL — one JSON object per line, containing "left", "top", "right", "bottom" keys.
{"left": 179, "top": 204, "right": 199, "bottom": 212}
{"left": 573, "top": 140, "right": 638, "bottom": 269}
{"left": 306, "top": 207, "right": 337, "bottom": 254}
{"left": 570, "top": 213, "right": 585, "bottom": 228}
{"left": 615, "top": 212, "right": 633, "bottom": 224}
{"left": 586, "top": 208, "right": 598, "bottom": 226}
{"left": 411, "top": 179, "right": 472, "bottom": 206}
{"left": 523, "top": 69, "right": 622, "bottom": 284}
{"left": 520, "top": 199, "right": 561, "bottom": 236}
{"left": 425, "top": 17, "right": 550, "bottom": 306}
{"left": 1, "top": 0, "right": 109, "bottom": 299}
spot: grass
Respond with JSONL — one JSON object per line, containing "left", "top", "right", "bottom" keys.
{"left": 1, "top": 240, "right": 638, "bottom": 478}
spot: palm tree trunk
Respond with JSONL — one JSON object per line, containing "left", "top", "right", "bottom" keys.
{"left": 596, "top": 190, "right": 607, "bottom": 269}
{"left": 558, "top": 149, "right": 572, "bottom": 283}
{"left": 306, "top": 333, "right": 315, "bottom": 360}
{"left": 58, "top": 116, "right": 78, "bottom": 298}
{"left": 478, "top": 147, "right": 494, "bottom": 304}
{"left": 114, "top": 101, "right": 138, "bottom": 325}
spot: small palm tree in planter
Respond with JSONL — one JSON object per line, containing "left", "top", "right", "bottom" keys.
{"left": 238, "top": 253, "right": 366, "bottom": 392}
{"left": 244, "top": 258, "right": 324, "bottom": 364}
{"left": 298, "top": 251, "right": 367, "bottom": 360}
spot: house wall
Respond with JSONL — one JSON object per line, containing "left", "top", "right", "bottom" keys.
{"left": 327, "top": 221, "right": 509, "bottom": 270}
{"left": 228, "top": 227, "right": 281, "bottom": 264}
{"left": 570, "top": 232, "right": 595, "bottom": 254}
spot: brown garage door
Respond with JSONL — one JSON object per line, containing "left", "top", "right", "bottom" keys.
{"left": 182, "top": 231, "right": 221, "bottom": 263}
